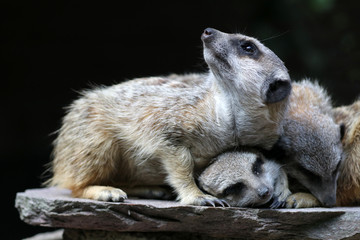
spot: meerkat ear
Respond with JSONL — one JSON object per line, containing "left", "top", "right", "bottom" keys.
{"left": 263, "top": 78, "right": 292, "bottom": 104}
{"left": 340, "top": 123, "right": 345, "bottom": 141}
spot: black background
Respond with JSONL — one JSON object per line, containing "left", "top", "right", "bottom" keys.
{"left": 3, "top": 1, "right": 360, "bottom": 239}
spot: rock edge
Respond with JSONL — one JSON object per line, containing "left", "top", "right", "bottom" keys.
{"left": 15, "top": 188, "right": 360, "bottom": 240}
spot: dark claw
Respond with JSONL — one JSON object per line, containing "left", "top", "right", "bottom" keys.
{"left": 203, "top": 199, "right": 216, "bottom": 207}
{"left": 201, "top": 198, "right": 231, "bottom": 207}
{"left": 214, "top": 199, "right": 225, "bottom": 207}
{"left": 220, "top": 199, "right": 231, "bottom": 207}
{"left": 270, "top": 197, "right": 285, "bottom": 209}
{"left": 270, "top": 199, "right": 280, "bottom": 209}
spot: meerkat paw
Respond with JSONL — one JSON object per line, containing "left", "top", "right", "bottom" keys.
{"left": 79, "top": 185, "right": 128, "bottom": 202}
{"left": 180, "top": 194, "right": 230, "bottom": 207}
{"left": 270, "top": 169, "right": 292, "bottom": 209}
{"left": 285, "top": 192, "right": 321, "bottom": 208}
{"left": 270, "top": 188, "right": 292, "bottom": 209}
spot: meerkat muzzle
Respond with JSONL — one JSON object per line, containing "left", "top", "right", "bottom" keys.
{"left": 201, "top": 28, "right": 221, "bottom": 44}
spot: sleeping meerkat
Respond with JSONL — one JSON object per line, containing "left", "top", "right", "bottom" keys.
{"left": 198, "top": 149, "right": 291, "bottom": 208}
{"left": 333, "top": 100, "right": 360, "bottom": 206}
{"left": 46, "top": 28, "right": 291, "bottom": 206}
{"left": 269, "top": 80, "right": 344, "bottom": 208}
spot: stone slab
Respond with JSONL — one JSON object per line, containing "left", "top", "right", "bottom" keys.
{"left": 15, "top": 188, "right": 360, "bottom": 240}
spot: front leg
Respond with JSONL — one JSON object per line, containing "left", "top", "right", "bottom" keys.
{"left": 270, "top": 168, "right": 291, "bottom": 208}
{"left": 286, "top": 192, "right": 321, "bottom": 208}
{"left": 162, "top": 147, "right": 229, "bottom": 207}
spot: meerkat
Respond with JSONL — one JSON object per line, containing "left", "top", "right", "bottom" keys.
{"left": 333, "top": 100, "right": 360, "bottom": 206}
{"left": 268, "top": 80, "right": 344, "bottom": 208}
{"left": 46, "top": 28, "right": 292, "bottom": 206}
{"left": 198, "top": 149, "right": 291, "bottom": 208}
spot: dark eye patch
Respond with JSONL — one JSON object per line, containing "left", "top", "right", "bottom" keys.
{"left": 252, "top": 156, "right": 264, "bottom": 176}
{"left": 222, "top": 182, "right": 245, "bottom": 197}
{"left": 241, "top": 41, "right": 257, "bottom": 54}
{"left": 230, "top": 38, "right": 261, "bottom": 59}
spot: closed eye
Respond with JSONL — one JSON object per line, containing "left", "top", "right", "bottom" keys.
{"left": 298, "top": 165, "right": 322, "bottom": 182}
{"left": 222, "top": 182, "right": 245, "bottom": 197}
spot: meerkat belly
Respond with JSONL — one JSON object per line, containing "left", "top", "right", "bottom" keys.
{"left": 130, "top": 160, "right": 168, "bottom": 186}
{"left": 107, "top": 154, "right": 167, "bottom": 187}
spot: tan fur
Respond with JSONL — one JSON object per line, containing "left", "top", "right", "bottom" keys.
{"left": 286, "top": 192, "right": 321, "bottom": 208}
{"left": 333, "top": 100, "right": 360, "bottom": 206}
{"left": 77, "top": 186, "right": 127, "bottom": 201}
{"left": 46, "top": 28, "right": 291, "bottom": 205}
{"left": 288, "top": 80, "right": 333, "bottom": 123}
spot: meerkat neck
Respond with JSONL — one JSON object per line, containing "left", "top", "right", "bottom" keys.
{"left": 207, "top": 73, "right": 281, "bottom": 149}
{"left": 206, "top": 73, "right": 240, "bottom": 143}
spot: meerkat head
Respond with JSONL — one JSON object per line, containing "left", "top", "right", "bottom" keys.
{"left": 278, "top": 119, "right": 345, "bottom": 207}
{"left": 198, "top": 150, "right": 280, "bottom": 207}
{"left": 201, "top": 28, "right": 291, "bottom": 104}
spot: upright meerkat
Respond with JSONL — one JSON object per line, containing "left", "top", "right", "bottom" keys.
{"left": 333, "top": 100, "right": 360, "bottom": 206}
{"left": 46, "top": 28, "right": 291, "bottom": 206}
{"left": 269, "top": 80, "right": 344, "bottom": 207}
{"left": 198, "top": 149, "right": 291, "bottom": 208}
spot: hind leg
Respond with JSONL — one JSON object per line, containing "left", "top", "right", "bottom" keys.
{"left": 74, "top": 185, "right": 127, "bottom": 202}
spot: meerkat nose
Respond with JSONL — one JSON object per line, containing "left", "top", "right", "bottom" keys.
{"left": 322, "top": 195, "right": 336, "bottom": 208}
{"left": 258, "top": 187, "right": 271, "bottom": 199}
{"left": 204, "top": 28, "right": 214, "bottom": 36}
{"left": 201, "top": 28, "right": 217, "bottom": 42}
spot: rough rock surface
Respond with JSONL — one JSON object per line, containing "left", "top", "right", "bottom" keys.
{"left": 16, "top": 188, "right": 360, "bottom": 240}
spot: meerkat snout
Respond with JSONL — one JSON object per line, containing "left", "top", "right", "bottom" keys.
{"left": 322, "top": 194, "right": 337, "bottom": 208}
{"left": 201, "top": 28, "right": 216, "bottom": 40}
{"left": 258, "top": 186, "right": 271, "bottom": 199}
